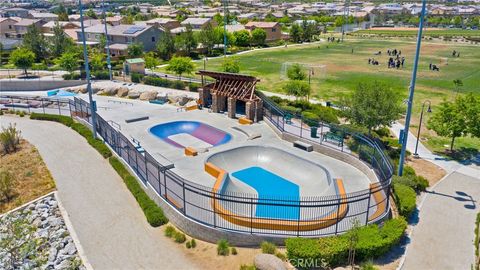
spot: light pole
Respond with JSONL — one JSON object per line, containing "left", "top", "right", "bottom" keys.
{"left": 413, "top": 100, "right": 431, "bottom": 158}
{"left": 203, "top": 56, "right": 208, "bottom": 70}
{"left": 223, "top": 0, "right": 228, "bottom": 56}
{"left": 398, "top": 0, "right": 427, "bottom": 176}
{"left": 79, "top": 0, "right": 97, "bottom": 139}
{"left": 101, "top": 0, "right": 113, "bottom": 80}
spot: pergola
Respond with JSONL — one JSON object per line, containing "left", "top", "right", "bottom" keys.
{"left": 197, "top": 70, "right": 263, "bottom": 122}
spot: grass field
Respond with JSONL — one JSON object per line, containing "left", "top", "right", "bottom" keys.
{"left": 352, "top": 28, "right": 480, "bottom": 38}
{"left": 159, "top": 38, "right": 480, "bottom": 153}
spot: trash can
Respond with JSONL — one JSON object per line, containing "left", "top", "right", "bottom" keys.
{"left": 310, "top": 127, "right": 318, "bottom": 138}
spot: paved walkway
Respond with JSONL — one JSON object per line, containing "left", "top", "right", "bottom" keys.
{"left": 402, "top": 171, "right": 480, "bottom": 270}
{"left": 2, "top": 116, "right": 199, "bottom": 270}
{"left": 390, "top": 122, "right": 480, "bottom": 269}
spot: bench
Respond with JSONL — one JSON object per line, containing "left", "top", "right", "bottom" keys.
{"left": 125, "top": 116, "right": 149, "bottom": 123}
{"left": 149, "top": 99, "right": 167, "bottom": 105}
{"left": 293, "top": 140, "right": 313, "bottom": 152}
{"left": 322, "top": 132, "right": 343, "bottom": 146}
{"left": 285, "top": 114, "right": 293, "bottom": 124}
{"left": 239, "top": 117, "right": 253, "bottom": 125}
{"left": 184, "top": 147, "right": 198, "bottom": 156}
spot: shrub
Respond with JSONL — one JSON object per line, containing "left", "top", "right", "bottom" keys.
{"left": 361, "top": 260, "right": 378, "bottom": 270}
{"left": 174, "top": 232, "right": 186, "bottom": 243}
{"left": 92, "top": 71, "right": 110, "bottom": 80}
{"left": 393, "top": 175, "right": 429, "bottom": 192}
{"left": 0, "top": 170, "right": 15, "bottom": 202}
{"left": 217, "top": 239, "right": 230, "bottom": 256}
{"left": 275, "top": 252, "right": 287, "bottom": 261}
{"left": 131, "top": 72, "right": 144, "bottom": 83}
{"left": 231, "top": 247, "right": 238, "bottom": 255}
{"left": 62, "top": 73, "right": 81, "bottom": 80}
{"left": 109, "top": 157, "right": 168, "bottom": 227}
{"left": 374, "top": 127, "right": 391, "bottom": 138}
{"left": 190, "top": 239, "right": 197, "bottom": 248}
{"left": 261, "top": 241, "right": 276, "bottom": 254}
{"left": 403, "top": 165, "right": 416, "bottom": 177}
{"left": 171, "top": 80, "right": 185, "bottom": 90}
{"left": 286, "top": 218, "right": 407, "bottom": 268}
{"left": 70, "top": 122, "right": 112, "bottom": 158}
{"left": 0, "top": 123, "right": 22, "bottom": 154}
{"left": 393, "top": 183, "right": 417, "bottom": 218}
{"left": 188, "top": 83, "right": 199, "bottom": 92}
{"left": 239, "top": 265, "right": 256, "bottom": 270}
{"left": 302, "top": 111, "right": 320, "bottom": 127}
{"left": 165, "top": 225, "right": 176, "bottom": 238}
{"left": 186, "top": 241, "right": 192, "bottom": 248}
{"left": 30, "top": 113, "right": 73, "bottom": 127}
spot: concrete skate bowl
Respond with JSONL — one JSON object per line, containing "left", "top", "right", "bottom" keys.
{"left": 149, "top": 121, "right": 232, "bottom": 149}
{"left": 205, "top": 146, "right": 348, "bottom": 231}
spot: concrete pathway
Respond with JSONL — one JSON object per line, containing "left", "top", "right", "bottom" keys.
{"left": 402, "top": 171, "right": 480, "bottom": 270}
{"left": 1, "top": 116, "right": 199, "bottom": 270}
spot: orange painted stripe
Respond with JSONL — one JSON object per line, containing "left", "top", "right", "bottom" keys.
{"left": 368, "top": 183, "right": 388, "bottom": 222}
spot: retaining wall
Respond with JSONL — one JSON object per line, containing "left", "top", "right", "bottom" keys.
{"left": 0, "top": 79, "right": 86, "bottom": 91}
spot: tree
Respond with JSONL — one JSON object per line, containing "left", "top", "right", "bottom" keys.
{"left": 287, "top": 64, "right": 307, "bottom": 81}
{"left": 233, "top": 30, "right": 251, "bottom": 47}
{"left": 290, "top": 23, "right": 302, "bottom": 43}
{"left": 89, "top": 51, "right": 106, "bottom": 71}
{"left": 9, "top": 47, "right": 35, "bottom": 76}
{"left": 157, "top": 29, "right": 175, "bottom": 60}
{"left": 199, "top": 23, "right": 221, "bottom": 55}
{"left": 55, "top": 51, "right": 78, "bottom": 74}
{"left": 347, "top": 219, "right": 361, "bottom": 269}
{"left": 175, "top": 24, "right": 197, "bottom": 56}
{"left": 283, "top": 80, "right": 311, "bottom": 100}
{"left": 0, "top": 123, "right": 21, "bottom": 155}
{"left": 50, "top": 22, "right": 74, "bottom": 57}
{"left": 251, "top": 28, "right": 267, "bottom": 46}
{"left": 55, "top": 4, "right": 69, "bottom": 21}
{"left": 127, "top": 42, "right": 144, "bottom": 58}
{"left": 85, "top": 8, "right": 97, "bottom": 19}
{"left": 144, "top": 52, "right": 160, "bottom": 69}
{"left": 344, "top": 81, "right": 403, "bottom": 134}
{"left": 428, "top": 94, "right": 480, "bottom": 151}
{"left": 22, "top": 25, "right": 47, "bottom": 62}
{"left": 222, "top": 58, "right": 240, "bottom": 73}
{"left": 166, "top": 56, "right": 194, "bottom": 79}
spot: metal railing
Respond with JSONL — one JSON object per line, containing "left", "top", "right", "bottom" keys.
{"left": 4, "top": 94, "right": 393, "bottom": 237}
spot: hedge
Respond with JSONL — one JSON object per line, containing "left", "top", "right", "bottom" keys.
{"left": 30, "top": 113, "right": 112, "bottom": 158}
{"left": 286, "top": 218, "right": 407, "bottom": 268}
{"left": 143, "top": 76, "right": 185, "bottom": 90}
{"left": 392, "top": 183, "right": 417, "bottom": 218}
{"left": 109, "top": 157, "right": 168, "bottom": 227}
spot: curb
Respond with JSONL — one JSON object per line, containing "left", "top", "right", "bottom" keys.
{"left": 55, "top": 192, "right": 94, "bottom": 270}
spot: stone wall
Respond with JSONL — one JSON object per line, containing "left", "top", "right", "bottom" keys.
{"left": 0, "top": 79, "right": 87, "bottom": 92}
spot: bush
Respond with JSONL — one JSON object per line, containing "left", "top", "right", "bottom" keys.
{"left": 374, "top": 127, "right": 391, "bottom": 138}
{"left": 188, "top": 83, "right": 199, "bottom": 92}
{"left": 70, "top": 123, "right": 112, "bottom": 158}
{"left": 186, "top": 241, "right": 192, "bottom": 248}
{"left": 239, "top": 265, "right": 256, "bottom": 270}
{"left": 0, "top": 170, "right": 15, "bottom": 202}
{"left": 393, "top": 175, "right": 429, "bottom": 192}
{"left": 286, "top": 218, "right": 407, "bottom": 268}
{"left": 261, "top": 241, "right": 276, "bottom": 254}
{"left": 361, "top": 260, "right": 378, "bottom": 270}
{"left": 0, "top": 123, "right": 22, "bottom": 154}
{"left": 109, "top": 157, "right": 168, "bottom": 227}
{"left": 92, "top": 71, "right": 110, "bottom": 80}
{"left": 165, "top": 225, "right": 176, "bottom": 238}
{"left": 62, "top": 73, "right": 81, "bottom": 80}
{"left": 30, "top": 113, "right": 73, "bottom": 126}
{"left": 171, "top": 80, "right": 185, "bottom": 90}
{"left": 275, "top": 252, "right": 287, "bottom": 261}
{"left": 18, "top": 111, "right": 25, "bottom": 117}
{"left": 174, "top": 232, "right": 186, "bottom": 243}
{"left": 393, "top": 183, "right": 417, "bottom": 218}
{"left": 302, "top": 111, "right": 320, "bottom": 127}
{"left": 190, "top": 239, "right": 197, "bottom": 248}
{"left": 32, "top": 62, "right": 47, "bottom": 70}
{"left": 217, "top": 239, "right": 230, "bottom": 256}
{"left": 131, "top": 72, "right": 144, "bottom": 83}
{"left": 231, "top": 247, "right": 238, "bottom": 255}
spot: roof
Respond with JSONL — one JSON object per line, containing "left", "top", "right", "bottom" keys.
{"left": 77, "top": 24, "right": 153, "bottom": 36}
{"left": 181, "top": 17, "right": 211, "bottom": 26}
{"left": 196, "top": 70, "right": 260, "bottom": 102}
{"left": 109, "top": 43, "right": 129, "bottom": 50}
{"left": 146, "top": 18, "right": 177, "bottom": 24}
{"left": 126, "top": 58, "right": 145, "bottom": 64}
{"left": 225, "top": 24, "right": 245, "bottom": 32}
{"left": 15, "top": 19, "right": 41, "bottom": 26}
{"left": 42, "top": 21, "right": 80, "bottom": 28}
{"left": 106, "top": 16, "right": 123, "bottom": 22}
{"left": 245, "top": 21, "right": 279, "bottom": 28}
{"left": 29, "top": 12, "right": 58, "bottom": 19}
{"left": 0, "top": 17, "right": 21, "bottom": 23}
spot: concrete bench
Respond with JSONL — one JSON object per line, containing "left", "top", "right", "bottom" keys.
{"left": 125, "top": 116, "right": 149, "bottom": 123}
{"left": 293, "top": 140, "right": 313, "bottom": 152}
{"left": 184, "top": 147, "right": 198, "bottom": 156}
{"left": 239, "top": 117, "right": 253, "bottom": 125}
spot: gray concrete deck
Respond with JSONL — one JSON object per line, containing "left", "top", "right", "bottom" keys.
{"left": 1, "top": 116, "right": 199, "bottom": 270}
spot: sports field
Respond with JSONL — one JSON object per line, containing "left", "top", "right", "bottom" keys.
{"left": 161, "top": 38, "right": 480, "bottom": 152}
{"left": 352, "top": 28, "right": 480, "bottom": 38}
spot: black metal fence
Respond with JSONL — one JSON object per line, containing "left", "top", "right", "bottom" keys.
{"left": 3, "top": 94, "right": 393, "bottom": 237}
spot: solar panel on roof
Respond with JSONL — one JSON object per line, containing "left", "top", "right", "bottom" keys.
{"left": 123, "top": 26, "right": 146, "bottom": 34}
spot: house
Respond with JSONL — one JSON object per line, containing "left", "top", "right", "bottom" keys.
{"left": 77, "top": 24, "right": 164, "bottom": 57}
{"left": 225, "top": 24, "right": 246, "bottom": 33}
{"left": 0, "top": 8, "right": 30, "bottom": 18}
{"left": 41, "top": 21, "right": 80, "bottom": 40}
{"left": 146, "top": 18, "right": 180, "bottom": 30}
{"left": 28, "top": 12, "right": 58, "bottom": 22}
{"left": 106, "top": 16, "right": 123, "bottom": 26}
{"left": 181, "top": 17, "right": 216, "bottom": 30}
{"left": 0, "top": 17, "right": 20, "bottom": 38}
{"left": 244, "top": 21, "right": 282, "bottom": 42}
{"left": 12, "top": 19, "right": 44, "bottom": 38}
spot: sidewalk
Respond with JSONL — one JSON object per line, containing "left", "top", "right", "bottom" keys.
{"left": 2, "top": 116, "right": 199, "bottom": 270}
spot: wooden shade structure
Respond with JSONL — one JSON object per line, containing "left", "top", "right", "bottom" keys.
{"left": 197, "top": 70, "right": 263, "bottom": 122}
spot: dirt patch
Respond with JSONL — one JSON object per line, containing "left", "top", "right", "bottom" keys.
{"left": 0, "top": 139, "right": 56, "bottom": 213}
{"left": 406, "top": 158, "right": 446, "bottom": 186}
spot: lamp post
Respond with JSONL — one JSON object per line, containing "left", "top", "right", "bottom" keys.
{"left": 413, "top": 100, "right": 431, "bottom": 158}
{"left": 203, "top": 56, "right": 208, "bottom": 70}
{"left": 101, "top": 0, "right": 113, "bottom": 80}
{"left": 79, "top": 0, "right": 97, "bottom": 139}
{"left": 223, "top": 0, "right": 228, "bottom": 56}
{"left": 398, "top": 0, "right": 427, "bottom": 176}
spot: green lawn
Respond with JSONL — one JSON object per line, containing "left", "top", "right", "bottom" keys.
{"left": 160, "top": 38, "right": 480, "bottom": 153}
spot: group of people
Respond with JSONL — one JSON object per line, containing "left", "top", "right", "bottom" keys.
{"left": 429, "top": 63, "right": 440, "bottom": 71}
{"left": 387, "top": 49, "right": 401, "bottom": 57}
{"left": 388, "top": 56, "right": 405, "bottom": 69}
{"left": 368, "top": 58, "right": 380, "bottom": 65}
{"left": 327, "top": 37, "right": 339, "bottom": 43}
{"left": 452, "top": 50, "right": 461, "bottom": 58}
